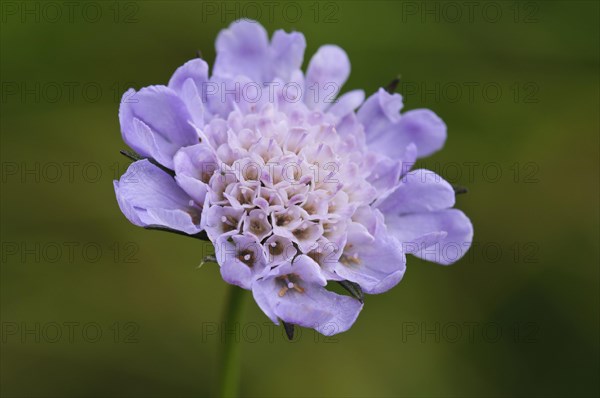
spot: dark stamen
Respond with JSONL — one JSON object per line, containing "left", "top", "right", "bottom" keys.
{"left": 282, "top": 321, "right": 295, "bottom": 341}
{"left": 453, "top": 185, "right": 468, "bottom": 195}
{"left": 338, "top": 280, "right": 364, "bottom": 303}
{"left": 385, "top": 76, "right": 401, "bottom": 93}
{"left": 119, "top": 149, "right": 175, "bottom": 177}
{"left": 144, "top": 225, "right": 209, "bottom": 241}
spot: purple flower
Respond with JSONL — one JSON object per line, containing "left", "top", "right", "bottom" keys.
{"left": 253, "top": 255, "right": 362, "bottom": 336}
{"left": 114, "top": 19, "right": 473, "bottom": 335}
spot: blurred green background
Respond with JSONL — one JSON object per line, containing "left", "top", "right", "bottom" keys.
{"left": 1, "top": 1, "right": 598, "bottom": 397}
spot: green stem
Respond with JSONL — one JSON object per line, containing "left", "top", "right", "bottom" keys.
{"left": 218, "top": 284, "right": 246, "bottom": 398}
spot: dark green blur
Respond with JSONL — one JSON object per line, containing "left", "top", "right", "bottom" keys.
{"left": 1, "top": 1, "right": 598, "bottom": 397}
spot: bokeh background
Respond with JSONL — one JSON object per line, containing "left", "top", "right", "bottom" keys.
{"left": 1, "top": 1, "right": 598, "bottom": 397}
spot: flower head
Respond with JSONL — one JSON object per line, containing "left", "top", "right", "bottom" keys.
{"left": 114, "top": 19, "right": 473, "bottom": 335}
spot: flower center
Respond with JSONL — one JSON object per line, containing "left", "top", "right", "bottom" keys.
{"left": 276, "top": 211, "right": 294, "bottom": 227}
{"left": 340, "top": 245, "right": 361, "bottom": 267}
{"left": 269, "top": 241, "right": 284, "bottom": 256}
{"left": 292, "top": 225, "right": 310, "bottom": 240}
{"left": 276, "top": 274, "right": 305, "bottom": 297}
{"left": 220, "top": 215, "right": 238, "bottom": 233}
{"left": 237, "top": 249, "right": 255, "bottom": 267}
{"left": 201, "top": 105, "right": 379, "bottom": 268}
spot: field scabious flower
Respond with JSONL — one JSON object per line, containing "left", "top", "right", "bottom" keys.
{"left": 114, "top": 20, "right": 473, "bottom": 336}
